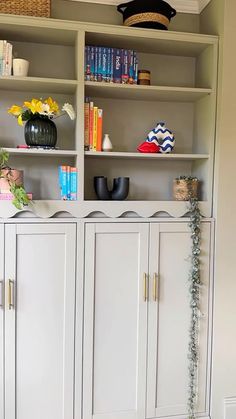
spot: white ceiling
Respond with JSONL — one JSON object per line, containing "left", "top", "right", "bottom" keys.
{"left": 67, "top": 0, "right": 212, "bottom": 14}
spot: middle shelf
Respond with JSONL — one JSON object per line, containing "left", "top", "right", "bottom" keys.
{"left": 85, "top": 151, "right": 209, "bottom": 160}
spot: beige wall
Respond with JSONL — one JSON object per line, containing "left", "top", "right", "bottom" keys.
{"left": 51, "top": 0, "right": 200, "bottom": 33}
{"left": 201, "top": 1, "right": 236, "bottom": 418}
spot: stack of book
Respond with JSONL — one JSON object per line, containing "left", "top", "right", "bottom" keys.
{"left": 85, "top": 46, "right": 138, "bottom": 84}
{"left": 84, "top": 98, "right": 103, "bottom": 151}
{"left": 0, "top": 40, "right": 13, "bottom": 76}
{"left": 58, "top": 166, "right": 78, "bottom": 201}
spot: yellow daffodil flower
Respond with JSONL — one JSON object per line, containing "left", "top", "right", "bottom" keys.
{"left": 24, "top": 98, "right": 43, "bottom": 114}
{"left": 17, "top": 114, "right": 23, "bottom": 126}
{"left": 8, "top": 105, "right": 22, "bottom": 116}
{"left": 44, "top": 97, "right": 59, "bottom": 113}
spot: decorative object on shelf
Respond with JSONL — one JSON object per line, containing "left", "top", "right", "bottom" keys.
{"left": 0, "top": 148, "right": 30, "bottom": 210}
{"left": 102, "top": 134, "right": 113, "bottom": 152}
{"left": 94, "top": 176, "right": 129, "bottom": 200}
{"left": 8, "top": 97, "right": 75, "bottom": 147}
{"left": 187, "top": 197, "right": 202, "bottom": 419}
{"left": 117, "top": 0, "right": 176, "bottom": 30}
{"left": 173, "top": 176, "right": 198, "bottom": 201}
{"left": 0, "top": 0, "right": 50, "bottom": 17}
{"left": 138, "top": 121, "right": 175, "bottom": 154}
{"left": 13, "top": 58, "right": 29, "bottom": 77}
{"left": 138, "top": 70, "right": 151, "bottom": 85}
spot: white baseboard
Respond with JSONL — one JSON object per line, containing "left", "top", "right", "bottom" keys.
{"left": 224, "top": 397, "right": 236, "bottom": 419}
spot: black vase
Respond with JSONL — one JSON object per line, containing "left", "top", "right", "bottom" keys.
{"left": 94, "top": 176, "right": 130, "bottom": 200}
{"left": 94, "top": 176, "right": 111, "bottom": 200}
{"left": 24, "top": 116, "right": 57, "bottom": 147}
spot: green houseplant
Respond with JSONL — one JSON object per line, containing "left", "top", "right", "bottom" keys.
{"left": 0, "top": 148, "right": 30, "bottom": 209}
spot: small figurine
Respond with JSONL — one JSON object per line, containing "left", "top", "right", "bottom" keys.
{"left": 137, "top": 121, "right": 175, "bottom": 154}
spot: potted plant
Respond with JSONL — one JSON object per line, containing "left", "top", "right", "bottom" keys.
{"left": 0, "top": 148, "right": 30, "bottom": 209}
{"left": 8, "top": 97, "right": 75, "bottom": 148}
{"left": 173, "top": 175, "right": 199, "bottom": 201}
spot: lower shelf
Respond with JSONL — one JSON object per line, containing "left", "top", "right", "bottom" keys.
{"left": 0, "top": 200, "right": 211, "bottom": 219}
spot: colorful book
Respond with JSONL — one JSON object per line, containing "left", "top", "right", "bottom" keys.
{"left": 70, "top": 167, "right": 77, "bottom": 201}
{"left": 97, "top": 46, "right": 103, "bottom": 82}
{"left": 84, "top": 98, "right": 90, "bottom": 150}
{"left": 89, "top": 101, "right": 94, "bottom": 151}
{"left": 107, "top": 47, "right": 112, "bottom": 83}
{"left": 58, "top": 166, "right": 67, "bottom": 200}
{"left": 94, "top": 46, "right": 98, "bottom": 81}
{"left": 102, "top": 47, "right": 107, "bottom": 82}
{"left": 90, "top": 46, "right": 95, "bottom": 81}
{"left": 113, "top": 48, "right": 122, "bottom": 83}
{"left": 66, "top": 166, "right": 71, "bottom": 200}
{"left": 85, "top": 45, "right": 91, "bottom": 81}
{"left": 121, "top": 49, "right": 129, "bottom": 84}
{"left": 93, "top": 106, "right": 98, "bottom": 151}
{"left": 97, "top": 109, "right": 103, "bottom": 151}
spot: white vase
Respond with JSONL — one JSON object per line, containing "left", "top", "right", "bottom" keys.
{"left": 102, "top": 134, "right": 113, "bottom": 151}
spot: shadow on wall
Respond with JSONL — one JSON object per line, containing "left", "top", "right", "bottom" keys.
{"left": 51, "top": 0, "right": 200, "bottom": 32}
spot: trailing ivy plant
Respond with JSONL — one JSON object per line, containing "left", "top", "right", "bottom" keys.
{"left": 0, "top": 148, "right": 30, "bottom": 210}
{"left": 188, "top": 197, "right": 202, "bottom": 419}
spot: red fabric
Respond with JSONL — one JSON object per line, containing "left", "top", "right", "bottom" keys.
{"left": 137, "top": 141, "right": 160, "bottom": 153}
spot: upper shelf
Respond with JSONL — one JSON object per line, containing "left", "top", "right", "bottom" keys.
{"left": 0, "top": 14, "right": 218, "bottom": 54}
{"left": 4, "top": 148, "right": 78, "bottom": 157}
{"left": 85, "top": 81, "right": 212, "bottom": 102}
{"left": 0, "top": 76, "right": 78, "bottom": 94}
{"left": 85, "top": 151, "right": 209, "bottom": 160}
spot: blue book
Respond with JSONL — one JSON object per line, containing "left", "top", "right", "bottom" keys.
{"left": 113, "top": 48, "right": 122, "bottom": 83}
{"left": 134, "top": 51, "right": 138, "bottom": 84}
{"left": 94, "top": 46, "right": 98, "bottom": 81}
{"left": 90, "top": 46, "right": 95, "bottom": 81}
{"left": 102, "top": 47, "right": 107, "bottom": 82}
{"left": 97, "top": 46, "right": 103, "bottom": 82}
{"left": 121, "top": 49, "right": 129, "bottom": 84}
{"left": 128, "top": 50, "right": 135, "bottom": 84}
{"left": 70, "top": 168, "right": 77, "bottom": 201}
{"left": 110, "top": 48, "right": 114, "bottom": 83}
{"left": 85, "top": 46, "right": 91, "bottom": 81}
{"left": 107, "top": 47, "right": 112, "bottom": 83}
{"left": 66, "top": 166, "right": 71, "bottom": 200}
{"left": 59, "top": 166, "right": 67, "bottom": 200}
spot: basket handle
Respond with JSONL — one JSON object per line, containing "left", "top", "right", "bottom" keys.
{"left": 170, "top": 7, "right": 177, "bottom": 17}
{"left": 117, "top": 1, "right": 133, "bottom": 14}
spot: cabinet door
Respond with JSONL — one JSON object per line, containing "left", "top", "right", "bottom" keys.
{"left": 0, "top": 225, "right": 4, "bottom": 419}
{"left": 146, "top": 222, "right": 212, "bottom": 418}
{"left": 83, "top": 223, "right": 149, "bottom": 419}
{"left": 4, "top": 223, "right": 76, "bottom": 419}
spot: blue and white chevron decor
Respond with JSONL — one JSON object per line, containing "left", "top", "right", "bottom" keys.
{"left": 146, "top": 121, "right": 175, "bottom": 153}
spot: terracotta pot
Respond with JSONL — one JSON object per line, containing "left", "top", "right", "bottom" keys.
{"left": 0, "top": 168, "right": 24, "bottom": 192}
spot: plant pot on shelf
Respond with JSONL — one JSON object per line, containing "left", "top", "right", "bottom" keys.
{"left": 24, "top": 116, "right": 57, "bottom": 147}
{"left": 0, "top": 168, "right": 23, "bottom": 192}
{"left": 173, "top": 178, "right": 198, "bottom": 201}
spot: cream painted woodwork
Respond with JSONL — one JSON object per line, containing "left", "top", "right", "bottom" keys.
{"left": 83, "top": 222, "right": 149, "bottom": 419}
{"left": 0, "top": 225, "right": 4, "bottom": 419}
{"left": 146, "top": 222, "right": 212, "bottom": 418}
{"left": 0, "top": 14, "right": 218, "bottom": 218}
{"left": 83, "top": 221, "right": 212, "bottom": 419}
{"left": 4, "top": 223, "right": 76, "bottom": 419}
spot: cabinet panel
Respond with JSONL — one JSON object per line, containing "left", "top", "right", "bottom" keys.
{"left": 83, "top": 223, "right": 149, "bottom": 419}
{"left": 0, "top": 225, "right": 4, "bottom": 419}
{"left": 4, "top": 223, "right": 76, "bottom": 419}
{"left": 147, "top": 222, "right": 211, "bottom": 418}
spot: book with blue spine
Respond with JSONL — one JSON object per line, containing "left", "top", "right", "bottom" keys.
{"left": 121, "top": 49, "right": 129, "bottom": 84}
{"left": 85, "top": 46, "right": 91, "bottom": 81}
{"left": 128, "top": 50, "right": 135, "bottom": 84}
{"left": 110, "top": 48, "right": 114, "bottom": 83}
{"left": 58, "top": 166, "right": 67, "bottom": 200}
{"left": 107, "top": 47, "right": 112, "bottom": 82}
{"left": 94, "top": 46, "right": 98, "bottom": 81}
{"left": 134, "top": 51, "right": 138, "bottom": 84}
{"left": 113, "top": 48, "right": 122, "bottom": 83}
{"left": 97, "top": 46, "right": 103, "bottom": 82}
{"left": 90, "top": 46, "right": 95, "bottom": 81}
{"left": 102, "top": 47, "right": 107, "bottom": 82}
{"left": 66, "top": 166, "right": 71, "bottom": 200}
{"left": 70, "top": 168, "right": 77, "bottom": 201}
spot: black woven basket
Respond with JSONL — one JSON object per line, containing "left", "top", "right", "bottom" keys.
{"left": 117, "top": 0, "right": 176, "bottom": 30}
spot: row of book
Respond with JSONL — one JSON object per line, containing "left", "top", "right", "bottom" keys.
{"left": 0, "top": 40, "right": 13, "bottom": 76}
{"left": 58, "top": 166, "right": 77, "bottom": 201}
{"left": 84, "top": 98, "right": 103, "bottom": 151}
{"left": 85, "top": 46, "right": 138, "bottom": 84}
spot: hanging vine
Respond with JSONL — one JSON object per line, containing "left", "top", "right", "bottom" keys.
{"left": 187, "top": 197, "right": 202, "bottom": 419}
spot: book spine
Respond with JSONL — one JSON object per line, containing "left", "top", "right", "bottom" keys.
{"left": 93, "top": 106, "right": 98, "bottom": 151}
{"left": 84, "top": 46, "right": 87, "bottom": 80}
{"left": 89, "top": 101, "right": 94, "bottom": 151}
{"left": 59, "top": 166, "right": 67, "bottom": 200}
{"left": 102, "top": 47, "right": 107, "bottom": 82}
{"left": 90, "top": 46, "right": 95, "bottom": 81}
{"left": 5, "top": 42, "right": 12, "bottom": 76}
{"left": 121, "top": 49, "right": 129, "bottom": 84}
{"left": 66, "top": 166, "right": 71, "bottom": 200}
{"left": 70, "top": 168, "right": 77, "bottom": 201}
{"left": 85, "top": 45, "right": 91, "bottom": 81}
{"left": 110, "top": 48, "right": 114, "bottom": 83}
{"left": 97, "top": 109, "right": 103, "bottom": 152}
{"left": 94, "top": 46, "right": 98, "bottom": 81}
{"left": 134, "top": 51, "right": 138, "bottom": 85}
{"left": 84, "top": 98, "right": 90, "bottom": 151}
{"left": 97, "top": 46, "right": 102, "bottom": 82}
{"left": 107, "top": 47, "right": 111, "bottom": 83}
{"left": 113, "top": 48, "right": 122, "bottom": 83}
{"left": 128, "top": 50, "right": 135, "bottom": 84}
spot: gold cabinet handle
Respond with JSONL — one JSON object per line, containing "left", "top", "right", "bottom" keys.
{"left": 153, "top": 273, "right": 158, "bottom": 302}
{"left": 143, "top": 273, "right": 148, "bottom": 302}
{"left": 0, "top": 280, "right": 3, "bottom": 308}
{"left": 8, "top": 279, "right": 14, "bottom": 310}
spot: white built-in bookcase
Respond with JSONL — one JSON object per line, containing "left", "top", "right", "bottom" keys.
{"left": 0, "top": 14, "right": 218, "bottom": 218}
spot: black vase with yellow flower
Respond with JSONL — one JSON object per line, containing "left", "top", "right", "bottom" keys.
{"left": 24, "top": 115, "right": 57, "bottom": 147}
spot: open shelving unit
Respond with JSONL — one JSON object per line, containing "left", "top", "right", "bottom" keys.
{"left": 0, "top": 14, "right": 218, "bottom": 218}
